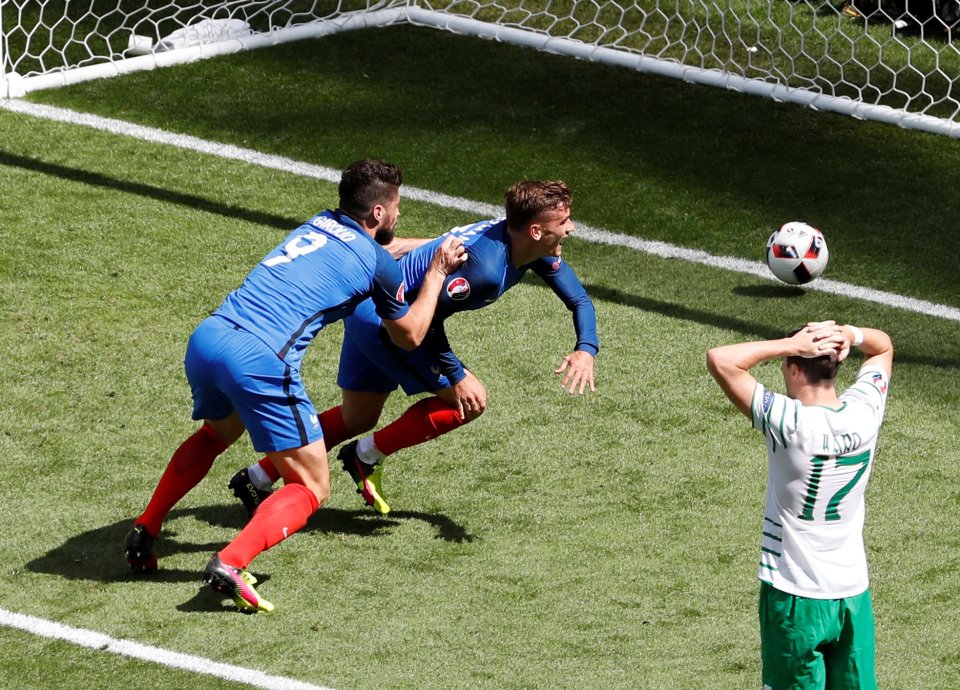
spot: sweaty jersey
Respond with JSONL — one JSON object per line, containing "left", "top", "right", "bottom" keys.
{"left": 390, "top": 217, "right": 599, "bottom": 382}
{"left": 750, "top": 364, "right": 890, "bottom": 599}
{"left": 215, "top": 210, "right": 409, "bottom": 367}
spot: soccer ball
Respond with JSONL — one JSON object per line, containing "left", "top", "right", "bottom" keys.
{"left": 765, "top": 222, "right": 829, "bottom": 285}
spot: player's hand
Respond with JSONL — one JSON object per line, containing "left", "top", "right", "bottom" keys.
{"left": 452, "top": 370, "right": 487, "bottom": 421}
{"left": 805, "top": 320, "right": 836, "bottom": 329}
{"left": 835, "top": 328, "right": 853, "bottom": 363}
{"left": 430, "top": 236, "right": 468, "bottom": 276}
{"left": 794, "top": 322, "right": 844, "bottom": 359}
{"left": 554, "top": 350, "right": 596, "bottom": 395}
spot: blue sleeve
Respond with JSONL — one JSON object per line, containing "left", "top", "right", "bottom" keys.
{"left": 424, "top": 321, "right": 467, "bottom": 385}
{"left": 399, "top": 235, "right": 444, "bottom": 293}
{"left": 531, "top": 257, "right": 599, "bottom": 356}
{"left": 370, "top": 244, "right": 410, "bottom": 321}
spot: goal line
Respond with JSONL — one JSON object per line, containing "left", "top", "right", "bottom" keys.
{"left": 2, "top": 98, "right": 957, "bottom": 323}
{"left": 2, "top": 2, "right": 960, "bottom": 139}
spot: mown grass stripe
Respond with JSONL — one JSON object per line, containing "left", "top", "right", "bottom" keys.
{"left": 2, "top": 98, "right": 958, "bottom": 323}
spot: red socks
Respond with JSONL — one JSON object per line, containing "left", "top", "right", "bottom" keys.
{"left": 206, "top": 399, "right": 463, "bottom": 570}
{"left": 373, "top": 397, "right": 465, "bottom": 456}
{"left": 137, "top": 424, "right": 227, "bottom": 536}
{"left": 256, "top": 406, "right": 350, "bottom": 483}
{"left": 218, "top": 483, "right": 319, "bottom": 569}
{"left": 247, "top": 399, "right": 464, "bottom": 497}
{"left": 318, "top": 406, "right": 351, "bottom": 451}
{"left": 138, "top": 424, "right": 322, "bottom": 570}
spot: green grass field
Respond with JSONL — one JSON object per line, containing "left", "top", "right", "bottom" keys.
{"left": 1, "top": 24, "right": 959, "bottom": 690}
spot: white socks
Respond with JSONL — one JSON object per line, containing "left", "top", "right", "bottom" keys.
{"left": 248, "top": 463, "right": 274, "bottom": 491}
{"left": 356, "top": 436, "right": 386, "bottom": 464}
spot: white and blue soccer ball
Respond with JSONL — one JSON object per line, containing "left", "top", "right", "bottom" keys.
{"left": 765, "top": 222, "right": 829, "bottom": 285}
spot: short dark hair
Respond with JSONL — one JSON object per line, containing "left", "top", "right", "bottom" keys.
{"left": 504, "top": 180, "right": 572, "bottom": 230}
{"left": 785, "top": 325, "right": 841, "bottom": 382}
{"left": 338, "top": 159, "right": 403, "bottom": 218}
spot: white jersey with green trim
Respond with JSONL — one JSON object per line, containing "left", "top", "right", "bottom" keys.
{"left": 750, "top": 364, "right": 890, "bottom": 599}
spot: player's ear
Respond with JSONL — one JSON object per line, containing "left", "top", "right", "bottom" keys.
{"left": 371, "top": 203, "right": 385, "bottom": 225}
{"left": 529, "top": 223, "right": 542, "bottom": 241}
{"left": 785, "top": 360, "right": 802, "bottom": 383}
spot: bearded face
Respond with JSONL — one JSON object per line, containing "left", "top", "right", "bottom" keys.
{"left": 374, "top": 188, "right": 401, "bottom": 245}
{"left": 375, "top": 226, "right": 396, "bottom": 245}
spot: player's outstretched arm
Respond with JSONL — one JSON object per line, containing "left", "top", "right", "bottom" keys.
{"left": 840, "top": 325, "right": 893, "bottom": 379}
{"left": 380, "top": 236, "right": 432, "bottom": 259}
{"left": 554, "top": 351, "right": 596, "bottom": 395}
{"left": 382, "top": 236, "right": 467, "bottom": 350}
{"left": 706, "top": 322, "right": 843, "bottom": 418}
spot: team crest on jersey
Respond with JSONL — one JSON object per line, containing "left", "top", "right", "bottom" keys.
{"left": 871, "top": 372, "right": 887, "bottom": 394}
{"left": 446, "top": 277, "right": 471, "bottom": 300}
{"left": 552, "top": 257, "right": 563, "bottom": 270}
{"left": 395, "top": 282, "right": 405, "bottom": 303}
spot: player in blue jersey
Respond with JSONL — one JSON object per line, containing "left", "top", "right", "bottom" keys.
{"left": 230, "top": 180, "right": 598, "bottom": 517}
{"left": 124, "top": 159, "right": 467, "bottom": 612}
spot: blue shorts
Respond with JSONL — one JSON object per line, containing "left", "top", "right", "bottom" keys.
{"left": 336, "top": 300, "right": 452, "bottom": 395}
{"left": 184, "top": 316, "right": 324, "bottom": 453}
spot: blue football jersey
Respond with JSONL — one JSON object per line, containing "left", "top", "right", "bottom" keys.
{"left": 397, "top": 218, "right": 599, "bottom": 382}
{"left": 216, "top": 210, "right": 409, "bottom": 366}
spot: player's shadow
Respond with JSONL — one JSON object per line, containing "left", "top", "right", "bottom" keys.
{"left": 581, "top": 281, "right": 960, "bottom": 370}
{"left": 335, "top": 509, "right": 476, "bottom": 544}
{"left": 175, "top": 507, "right": 474, "bottom": 614}
{"left": 731, "top": 284, "right": 809, "bottom": 300}
{"left": 0, "top": 150, "right": 300, "bottom": 232}
{"left": 580, "top": 282, "right": 784, "bottom": 340}
{"left": 25, "top": 504, "right": 474, "bottom": 587}
{"left": 24, "top": 507, "right": 226, "bottom": 586}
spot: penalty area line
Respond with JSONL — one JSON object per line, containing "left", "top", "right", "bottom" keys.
{"left": 0, "top": 608, "right": 334, "bottom": 690}
{"left": 2, "top": 98, "right": 958, "bottom": 323}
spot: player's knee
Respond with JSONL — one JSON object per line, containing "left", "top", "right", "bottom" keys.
{"left": 280, "top": 461, "right": 330, "bottom": 507}
{"left": 354, "top": 417, "right": 379, "bottom": 435}
{"left": 343, "top": 411, "right": 379, "bottom": 436}
{"left": 312, "top": 484, "right": 331, "bottom": 508}
{"left": 302, "top": 477, "right": 330, "bottom": 507}
{"left": 204, "top": 415, "right": 244, "bottom": 447}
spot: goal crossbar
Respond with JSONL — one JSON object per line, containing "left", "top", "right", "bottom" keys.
{"left": 0, "top": 7, "right": 407, "bottom": 99}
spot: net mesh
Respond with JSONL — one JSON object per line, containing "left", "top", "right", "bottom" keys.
{"left": 1, "top": 1, "right": 377, "bottom": 77}
{"left": 2, "top": 0, "right": 959, "bottom": 125}
{"left": 414, "top": 0, "right": 960, "bottom": 121}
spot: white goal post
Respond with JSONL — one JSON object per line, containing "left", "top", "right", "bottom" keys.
{"left": 2, "top": 0, "right": 959, "bottom": 138}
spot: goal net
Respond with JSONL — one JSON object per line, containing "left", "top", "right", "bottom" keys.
{"left": 0, "top": 1, "right": 406, "bottom": 95}
{"left": 2, "top": 0, "right": 959, "bottom": 137}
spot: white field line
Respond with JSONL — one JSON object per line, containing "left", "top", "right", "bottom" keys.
{"left": 0, "top": 608, "right": 333, "bottom": 690}
{"left": 2, "top": 98, "right": 958, "bottom": 326}
{"left": 0, "top": 98, "right": 956, "bottom": 684}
